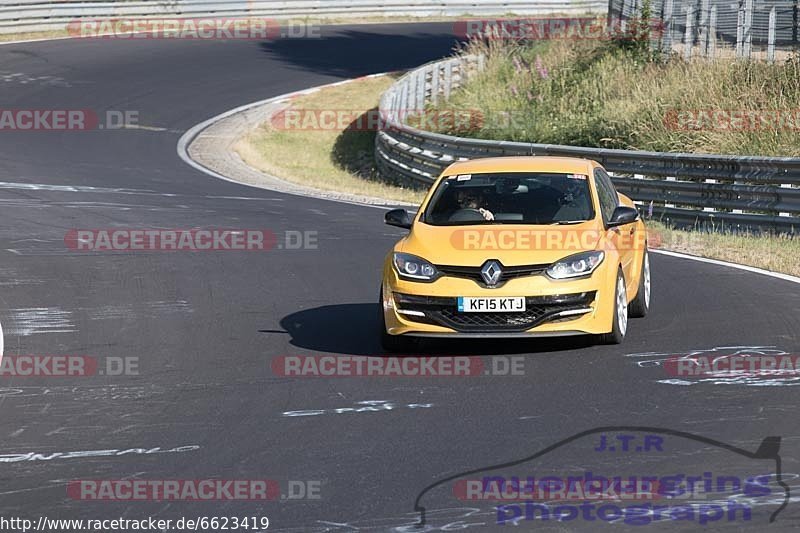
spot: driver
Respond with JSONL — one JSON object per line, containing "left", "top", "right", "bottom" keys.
{"left": 456, "top": 189, "right": 494, "bottom": 221}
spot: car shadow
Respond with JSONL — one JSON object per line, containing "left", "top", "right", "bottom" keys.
{"left": 271, "top": 303, "right": 597, "bottom": 355}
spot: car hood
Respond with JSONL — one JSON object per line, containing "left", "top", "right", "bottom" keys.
{"left": 399, "top": 220, "right": 605, "bottom": 266}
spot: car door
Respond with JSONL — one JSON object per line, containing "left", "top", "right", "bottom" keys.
{"left": 594, "top": 167, "right": 636, "bottom": 292}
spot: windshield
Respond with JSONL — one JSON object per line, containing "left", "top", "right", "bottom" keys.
{"left": 423, "top": 172, "right": 595, "bottom": 226}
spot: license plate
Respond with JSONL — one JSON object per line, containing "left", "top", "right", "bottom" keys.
{"left": 457, "top": 296, "right": 526, "bottom": 313}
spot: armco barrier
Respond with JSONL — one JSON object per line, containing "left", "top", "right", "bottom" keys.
{"left": 0, "top": 0, "right": 605, "bottom": 34}
{"left": 375, "top": 54, "right": 800, "bottom": 231}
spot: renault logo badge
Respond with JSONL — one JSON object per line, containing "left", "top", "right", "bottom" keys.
{"left": 480, "top": 260, "right": 503, "bottom": 286}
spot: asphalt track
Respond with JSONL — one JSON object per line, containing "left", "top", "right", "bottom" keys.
{"left": 0, "top": 22, "right": 800, "bottom": 532}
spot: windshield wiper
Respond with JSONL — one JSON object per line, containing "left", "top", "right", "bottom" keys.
{"left": 549, "top": 220, "right": 587, "bottom": 225}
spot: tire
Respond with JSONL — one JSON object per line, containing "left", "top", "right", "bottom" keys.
{"left": 628, "top": 249, "right": 651, "bottom": 318}
{"left": 379, "top": 288, "right": 417, "bottom": 353}
{"left": 599, "top": 268, "right": 628, "bottom": 345}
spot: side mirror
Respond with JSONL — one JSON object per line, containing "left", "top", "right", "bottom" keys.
{"left": 607, "top": 206, "right": 639, "bottom": 227}
{"left": 385, "top": 208, "right": 413, "bottom": 229}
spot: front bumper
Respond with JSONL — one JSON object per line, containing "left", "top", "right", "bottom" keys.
{"left": 382, "top": 262, "right": 616, "bottom": 337}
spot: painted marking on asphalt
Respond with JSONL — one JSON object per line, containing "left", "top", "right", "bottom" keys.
{"left": 0, "top": 181, "right": 154, "bottom": 194}
{"left": 0, "top": 445, "right": 200, "bottom": 463}
{"left": 281, "top": 400, "right": 433, "bottom": 417}
{"left": 0, "top": 71, "right": 71, "bottom": 87}
{"left": 6, "top": 307, "right": 74, "bottom": 336}
{"left": 83, "top": 300, "right": 193, "bottom": 321}
{"left": 628, "top": 345, "right": 800, "bottom": 387}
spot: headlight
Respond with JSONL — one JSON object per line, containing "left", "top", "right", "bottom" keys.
{"left": 546, "top": 251, "right": 605, "bottom": 280}
{"left": 393, "top": 252, "right": 439, "bottom": 281}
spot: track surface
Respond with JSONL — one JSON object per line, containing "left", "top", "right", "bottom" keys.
{"left": 1, "top": 22, "right": 799, "bottom": 531}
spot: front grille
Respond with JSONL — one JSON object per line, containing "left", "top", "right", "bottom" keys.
{"left": 436, "top": 262, "right": 548, "bottom": 288}
{"left": 394, "top": 292, "right": 595, "bottom": 333}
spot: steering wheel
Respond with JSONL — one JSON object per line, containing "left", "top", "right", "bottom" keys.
{"left": 448, "top": 208, "right": 486, "bottom": 222}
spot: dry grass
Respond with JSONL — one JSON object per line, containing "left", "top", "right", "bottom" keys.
{"left": 648, "top": 221, "right": 800, "bottom": 277}
{"left": 235, "top": 75, "right": 427, "bottom": 204}
{"left": 436, "top": 36, "right": 800, "bottom": 156}
{"left": 0, "top": 30, "right": 71, "bottom": 42}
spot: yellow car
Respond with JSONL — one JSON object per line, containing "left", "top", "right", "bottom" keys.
{"left": 379, "top": 156, "right": 650, "bottom": 351}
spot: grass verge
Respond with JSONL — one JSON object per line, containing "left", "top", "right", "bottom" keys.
{"left": 431, "top": 35, "right": 800, "bottom": 156}
{"left": 234, "top": 74, "right": 426, "bottom": 204}
{"left": 0, "top": 30, "right": 70, "bottom": 42}
{"left": 649, "top": 221, "right": 800, "bottom": 277}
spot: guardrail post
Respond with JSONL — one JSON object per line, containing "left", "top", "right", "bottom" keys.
{"left": 661, "top": 0, "right": 674, "bottom": 55}
{"left": 704, "top": 179, "right": 717, "bottom": 213}
{"left": 684, "top": 6, "right": 694, "bottom": 60}
{"left": 780, "top": 183, "right": 792, "bottom": 217}
{"left": 665, "top": 176, "right": 676, "bottom": 209}
{"left": 768, "top": 7, "right": 777, "bottom": 62}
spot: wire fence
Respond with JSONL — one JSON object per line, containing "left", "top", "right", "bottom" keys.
{"left": 609, "top": 0, "right": 799, "bottom": 60}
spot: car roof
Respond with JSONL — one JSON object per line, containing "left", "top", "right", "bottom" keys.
{"left": 442, "top": 156, "right": 598, "bottom": 176}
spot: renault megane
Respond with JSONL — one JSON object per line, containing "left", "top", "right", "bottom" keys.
{"left": 379, "top": 156, "right": 651, "bottom": 351}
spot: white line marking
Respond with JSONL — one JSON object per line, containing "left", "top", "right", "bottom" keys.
{"left": 652, "top": 249, "right": 800, "bottom": 285}
{"left": 176, "top": 74, "right": 397, "bottom": 211}
{"left": 0, "top": 445, "right": 199, "bottom": 463}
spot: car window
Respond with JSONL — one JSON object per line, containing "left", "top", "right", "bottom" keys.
{"left": 593, "top": 168, "right": 619, "bottom": 223}
{"left": 423, "top": 172, "right": 595, "bottom": 226}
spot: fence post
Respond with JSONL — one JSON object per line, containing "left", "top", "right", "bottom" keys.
{"left": 708, "top": 5, "right": 717, "bottom": 59}
{"left": 430, "top": 64, "right": 441, "bottom": 106}
{"left": 399, "top": 77, "right": 408, "bottom": 116}
{"left": 795, "top": 0, "right": 799, "bottom": 45}
{"left": 621, "top": 0, "right": 629, "bottom": 33}
{"left": 736, "top": 0, "right": 744, "bottom": 57}
{"left": 684, "top": 6, "right": 694, "bottom": 60}
{"left": 661, "top": 0, "right": 674, "bottom": 55}
{"left": 416, "top": 67, "right": 427, "bottom": 110}
{"left": 743, "top": 0, "right": 753, "bottom": 59}
{"left": 699, "top": 0, "right": 709, "bottom": 56}
{"left": 768, "top": 7, "right": 777, "bottom": 62}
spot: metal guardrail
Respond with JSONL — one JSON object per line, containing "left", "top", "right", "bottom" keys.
{"left": 0, "top": 0, "right": 606, "bottom": 34}
{"left": 375, "top": 54, "right": 800, "bottom": 231}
